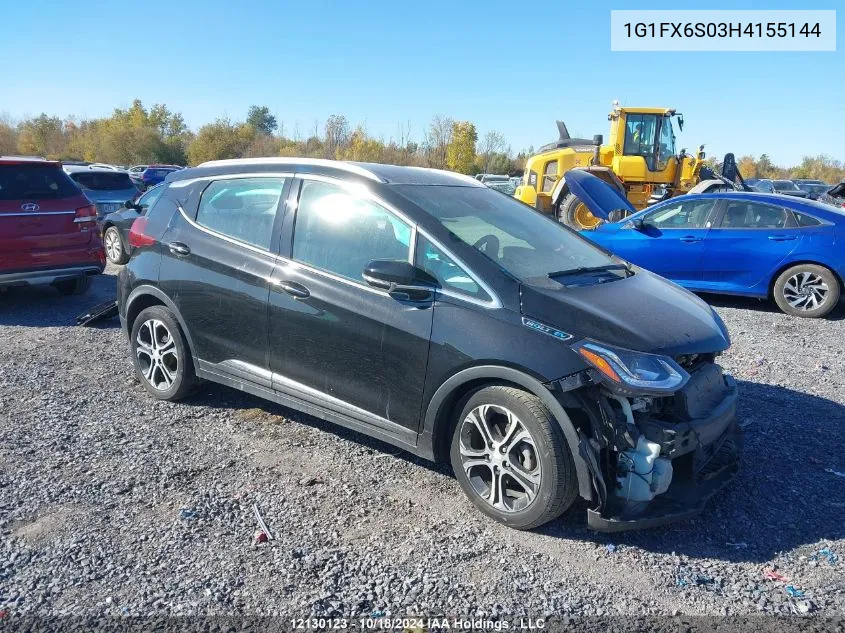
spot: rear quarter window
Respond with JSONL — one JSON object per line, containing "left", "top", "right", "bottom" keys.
{"left": 794, "top": 212, "right": 822, "bottom": 227}
{"left": 0, "top": 164, "right": 80, "bottom": 200}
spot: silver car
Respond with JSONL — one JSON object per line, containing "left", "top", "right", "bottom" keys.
{"left": 63, "top": 165, "right": 139, "bottom": 221}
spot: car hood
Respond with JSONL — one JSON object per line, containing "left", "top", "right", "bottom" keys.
{"left": 565, "top": 170, "right": 636, "bottom": 220}
{"left": 520, "top": 270, "right": 731, "bottom": 356}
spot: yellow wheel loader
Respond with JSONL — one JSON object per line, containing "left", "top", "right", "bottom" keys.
{"left": 515, "top": 103, "right": 709, "bottom": 230}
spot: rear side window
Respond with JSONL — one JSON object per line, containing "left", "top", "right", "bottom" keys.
{"left": 541, "top": 160, "right": 558, "bottom": 194}
{"left": 195, "top": 177, "right": 286, "bottom": 249}
{"left": 794, "top": 211, "right": 822, "bottom": 227}
{"left": 292, "top": 180, "right": 411, "bottom": 283}
{"left": 70, "top": 171, "right": 135, "bottom": 191}
{"left": 720, "top": 201, "right": 788, "bottom": 229}
{"left": 0, "top": 164, "right": 79, "bottom": 200}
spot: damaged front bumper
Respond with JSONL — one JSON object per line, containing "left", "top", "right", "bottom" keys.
{"left": 557, "top": 364, "right": 742, "bottom": 532}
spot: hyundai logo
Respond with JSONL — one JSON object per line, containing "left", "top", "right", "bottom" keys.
{"left": 21, "top": 202, "right": 40, "bottom": 212}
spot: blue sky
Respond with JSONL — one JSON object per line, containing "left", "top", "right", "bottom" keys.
{"left": 1, "top": 0, "right": 841, "bottom": 166}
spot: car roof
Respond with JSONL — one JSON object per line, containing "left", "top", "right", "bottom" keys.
{"left": 648, "top": 190, "right": 845, "bottom": 220}
{"left": 64, "top": 165, "right": 127, "bottom": 174}
{"left": 0, "top": 156, "right": 60, "bottom": 166}
{"left": 172, "top": 158, "right": 484, "bottom": 187}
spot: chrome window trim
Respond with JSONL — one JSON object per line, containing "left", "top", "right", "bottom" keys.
{"left": 271, "top": 257, "right": 392, "bottom": 298}
{"left": 415, "top": 227, "right": 502, "bottom": 309}
{"left": 167, "top": 171, "right": 295, "bottom": 188}
{"left": 196, "top": 157, "right": 384, "bottom": 182}
{"left": 1, "top": 211, "right": 75, "bottom": 217}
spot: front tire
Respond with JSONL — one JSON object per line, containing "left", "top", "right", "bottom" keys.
{"left": 773, "top": 264, "right": 840, "bottom": 318}
{"left": 557, "top": 193, "right": 602, "bottom": 231}
{"left": 130, "top": 306, "right": 196, "bottom": 400}
{"left": 104, "top": 226, "right": 129, "bottom": 265}
{"left": 450, "top": 386, "right": 578, "bottom": 530}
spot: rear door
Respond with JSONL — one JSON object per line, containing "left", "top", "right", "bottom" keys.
{"left": 607, "top": 198, "right": 718, "bottom": 286}
{"left": 0, "top": 162, "right": 95, "bottom": 272}
{"left": 158, "top": 174, "right": 291, "bottom": 383}
{"left": 700, "top": 198, "right": 803, "bottom": 292}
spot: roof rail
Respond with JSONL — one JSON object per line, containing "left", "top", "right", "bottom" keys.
{"left": 196, "top": 157, "right": 384, "bottom": 182}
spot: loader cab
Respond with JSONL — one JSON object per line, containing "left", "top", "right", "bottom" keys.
{"left": 622, "top": 113, "right": 678, "bottom": 172}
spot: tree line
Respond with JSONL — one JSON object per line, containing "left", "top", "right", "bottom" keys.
{"left": 1, "top": 100, "right": 842, "bottom": 184}
{"left": 0, "top": 100, "right": 526, "bottom": 176}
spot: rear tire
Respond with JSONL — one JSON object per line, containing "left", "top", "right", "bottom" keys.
{"left": 55, "top": 276, "right": 92, "bottom": 296}
{"left": 773, "top": 264, "right": 840, "bottom": 318}
{"left": 104, "top": 226, "right": 129, "bottom": 265}
{"left": 130, "top": 306, "right": 196, "bottom": 400}
{"left": 558, "top": 193, "right": 602, "bottom": 231}
{"left": 450, "top": 386, "right": 578, "bottom": 530}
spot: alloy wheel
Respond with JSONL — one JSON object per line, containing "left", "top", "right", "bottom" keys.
{"left": 135, "top": 319, "right": 179, "bottom": 391}
{"left": 105, "top": 229, "right": 122, "bottom": 262}
{"left": 458, "top": 404, "right": 541, "bottom": 513}
{"left": 783, "top": 272, "right": 829, "bottom": 311}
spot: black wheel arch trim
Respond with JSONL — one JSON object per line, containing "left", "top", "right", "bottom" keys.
{"left": 124, "top": 285, "right": 199, "bottom": 364}
{"left": 420, "top": 364, "right": 594, "bottom": 501}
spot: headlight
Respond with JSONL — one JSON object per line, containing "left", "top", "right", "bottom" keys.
{"left": 572, "top": 340, "right": 689, "bottom": 395}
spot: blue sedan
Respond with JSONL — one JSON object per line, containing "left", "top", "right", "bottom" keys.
{"left": 566, "top": 170, "right": 845, "bottom": 318}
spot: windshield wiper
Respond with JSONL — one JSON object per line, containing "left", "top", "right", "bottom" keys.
{"left": 548, "top": 263, "right": 632, "bottom": 279}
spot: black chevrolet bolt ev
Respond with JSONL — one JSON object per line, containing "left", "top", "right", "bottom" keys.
{"left": 117, "top": 158, "right": 741, "bottom": 531}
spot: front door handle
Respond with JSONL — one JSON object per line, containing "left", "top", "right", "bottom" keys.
{"left": 679, "top": 235, "right": 703, "bottom": 243}
{"left": 277, "top": 280, "right": 310, "bottom": 299}
{"left": 768, "top": 235, "right": 797, "bottom": 241}
{"left": 168, "top": 241, "right": 191, "bottom": 256}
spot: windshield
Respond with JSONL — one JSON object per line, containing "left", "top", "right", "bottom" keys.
{"left": 69, "top": 171, "right": 135, "bottom": 191}
{"left": 773, "top": 180, "right": 798, "bottom": 191}
{"left": 394, "top": 185, "right": 616, "bottom": 282}
{"left": 0, "top": 164, "right": 80, "bottom": 200}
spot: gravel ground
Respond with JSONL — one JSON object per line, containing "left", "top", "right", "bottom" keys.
{"left": 1, "top": 266, "right": 844, "bottom": 623}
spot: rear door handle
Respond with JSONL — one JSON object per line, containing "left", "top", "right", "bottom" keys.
{"left": 768, "top": 235, "right": 797, "bottom": 241}
{"left": 679, "top": 235, "right": 703, "bottom": 243}
{"left": 168, "top": 242, "right": 191, "bottom": 256}
{"left": 277, "top": 280, "right": 310, "bottom": 299}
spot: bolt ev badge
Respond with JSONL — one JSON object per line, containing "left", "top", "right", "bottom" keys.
{"left": 521, "top": 317, "right": 572, "bottom": 341}
{"left": 21, "top": 202, "right": 40, "bottom": 212}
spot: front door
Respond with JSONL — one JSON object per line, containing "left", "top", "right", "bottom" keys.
{"left": 268, "top": 177, "right": 433, "bottom": 434}
{"left": 611, "top": 198, "right": 718, "bottom": 286}
{"left": 158, "top": 176, "right": 290, "bottom": 384}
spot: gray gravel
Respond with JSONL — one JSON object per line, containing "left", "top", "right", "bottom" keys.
{"left": 1, "top": 267, "right": 844, "bottom": 620}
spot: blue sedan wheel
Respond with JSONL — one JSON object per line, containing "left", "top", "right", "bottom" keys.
{"left": 773, "top": 264, "right": 840, "bottom": 318}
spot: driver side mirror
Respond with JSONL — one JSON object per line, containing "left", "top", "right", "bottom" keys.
{"left": 363, "top": 260, "right": 439, "bottom": 302}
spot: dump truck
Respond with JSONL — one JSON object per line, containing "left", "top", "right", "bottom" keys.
{"left": 515, "top": 102, "right": 710, "bottom": 230}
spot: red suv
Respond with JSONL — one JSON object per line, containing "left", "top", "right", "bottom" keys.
{"left": 0, "top": 158, "right": 105, "bottom": 295}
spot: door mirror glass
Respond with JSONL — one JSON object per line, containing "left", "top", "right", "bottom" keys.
{"left": 631, "top": 217, "right": 645, "bottom": 230}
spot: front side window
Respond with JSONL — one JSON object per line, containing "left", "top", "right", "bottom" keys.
{"left": 292, "top": 180, "right": 411, "bottom": 283}
{"left": 541, "top": 160, "right": 558, "bottom": 194}
{"left": 720, "top": 201, "right": 789, "bottom": 229}
{"left": 645, "top": 199, "right": 715, "bottom": 229}
{"left": 195, "top": 177, "right": 285, "bottom": 249}
{"left": 415, "top": 234, "right": 490, "bottom": 301}
{"left": 394, "top": 184, "right": 615, "bottom": 283}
